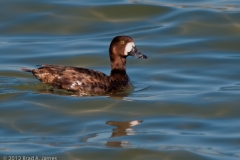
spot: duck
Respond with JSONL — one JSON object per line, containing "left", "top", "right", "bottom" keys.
{"left": 22, "top": 36, "right": 147, "bottom": 95}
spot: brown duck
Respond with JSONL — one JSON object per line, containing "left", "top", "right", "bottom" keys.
{"left": 22, "top": 36, "right": 147, "bottom": 95}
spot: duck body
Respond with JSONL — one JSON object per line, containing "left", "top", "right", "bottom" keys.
{"left": 30, "top": 64, "right": 130, "bottom": 95}
{"left": 22, "top": 36, "right": 147, "bottom": 95}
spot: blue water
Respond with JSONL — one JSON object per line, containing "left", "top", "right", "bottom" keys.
{"left": 0, "top": 0, "right": 240, "bottom": 160}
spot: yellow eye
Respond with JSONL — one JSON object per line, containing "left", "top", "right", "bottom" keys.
{"left": 121, "top": 41, "right": 125, "bottom": 44}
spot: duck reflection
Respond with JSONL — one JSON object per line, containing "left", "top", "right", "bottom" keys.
{"left": 105, "top": 120, "right": 142, "bottom": 148}
{"left": 106, "top": 120, "right": 142, "bottom": 137}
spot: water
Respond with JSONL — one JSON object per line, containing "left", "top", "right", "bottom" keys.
{"left": 1, "top": 0, "right": 240, "bottom": 159}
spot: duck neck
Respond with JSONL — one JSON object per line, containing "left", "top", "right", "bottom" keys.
{"left": 110, "top": 57, "right": 129, "bottom": 81}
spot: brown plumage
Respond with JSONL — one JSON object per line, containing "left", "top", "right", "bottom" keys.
{"left": 21, "top": 36, "right": 147, "bottom": 95}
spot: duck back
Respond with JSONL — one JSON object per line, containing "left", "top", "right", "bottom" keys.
{"left": 33, "top": 65, "right": 110, "bottom": 95}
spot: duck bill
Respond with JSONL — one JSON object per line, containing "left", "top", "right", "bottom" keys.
{"left": 128, "top": 46, "right": 147, "bottom": 59}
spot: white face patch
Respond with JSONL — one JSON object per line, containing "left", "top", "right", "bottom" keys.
{"left": 124, "top": 42, "right": 135, "bottom": 56}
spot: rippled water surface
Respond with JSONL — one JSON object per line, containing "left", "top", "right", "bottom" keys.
{"left": 1, "top": 0, "right": 240, "bottom": 160}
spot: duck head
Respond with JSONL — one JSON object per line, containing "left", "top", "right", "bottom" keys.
{"left": 109, "top": 36, "right": 147, "bottom": 61}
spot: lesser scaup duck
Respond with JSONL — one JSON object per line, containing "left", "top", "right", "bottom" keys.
{"left": 22, "top": 36, "right": 147, "bottom": 95}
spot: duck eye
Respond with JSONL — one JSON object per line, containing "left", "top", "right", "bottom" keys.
{"left": 121, "top": 41, "right": 125, "bottom": 44}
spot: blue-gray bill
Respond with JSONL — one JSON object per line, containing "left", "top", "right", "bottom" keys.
{"left": 128, "top": 46, "right": 147, "bottom": 59}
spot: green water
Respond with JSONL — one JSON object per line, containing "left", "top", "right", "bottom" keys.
{"left": 1, "top": 0, "right": 240, "bottom": 160}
